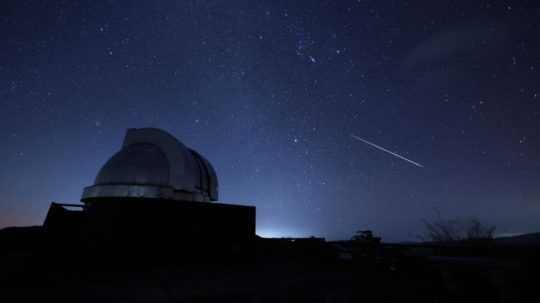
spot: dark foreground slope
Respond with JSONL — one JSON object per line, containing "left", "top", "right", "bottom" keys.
{"left": 2, "top": 226, "right": 540, "bottom": 302}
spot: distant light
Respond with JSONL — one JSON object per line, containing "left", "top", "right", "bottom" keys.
{"left": 494, "top": 232, "right": 525, "bottom": 238}
{"left": 257, "top": 227, "right": 309, "bottom": 238}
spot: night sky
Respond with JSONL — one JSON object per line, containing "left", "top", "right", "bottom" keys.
{"left": 2, "top": 1, "right": 540, "bottom": 241}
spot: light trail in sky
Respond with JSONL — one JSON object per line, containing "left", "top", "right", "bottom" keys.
{"left": 351, "top": 134, "right": 424, "bottom": 168}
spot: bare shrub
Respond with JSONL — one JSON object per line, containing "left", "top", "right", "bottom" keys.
{"left": 420, "top": 215, "right": 495, "bottom": 243}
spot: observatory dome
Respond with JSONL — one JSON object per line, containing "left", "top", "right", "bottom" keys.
{"left": 82, "top": 128, "right": 218, "bottom": 203}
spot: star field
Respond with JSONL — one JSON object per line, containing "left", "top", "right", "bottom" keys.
{"left": 2, "top": 1, "right": 540, "bottom": 241}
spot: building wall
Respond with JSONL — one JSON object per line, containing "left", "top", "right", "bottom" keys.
{"left": 45, "top": 198, "right": 256, "bottom": 261}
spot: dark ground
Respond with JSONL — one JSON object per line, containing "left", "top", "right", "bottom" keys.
{"left": 1, "top": 226, "right": 539, "bottom": 302}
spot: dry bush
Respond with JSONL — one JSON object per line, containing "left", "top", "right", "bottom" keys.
{"left": 420, "top": 216, "right": 495, "bottom": 243}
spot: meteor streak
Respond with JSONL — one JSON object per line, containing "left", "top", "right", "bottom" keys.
{"left": 351, "top": 134, "right": 424, "bottom": 168}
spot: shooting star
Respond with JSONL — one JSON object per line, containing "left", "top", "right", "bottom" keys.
{"left": 351, "top": 134, "right": 424, "bottom": 168}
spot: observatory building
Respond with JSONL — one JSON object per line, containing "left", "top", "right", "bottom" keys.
{"left": 81, "top": 128, "right": 219, "bottom": 203}
{"left": 44, "top": 128, "right": 256, "bottom": 259}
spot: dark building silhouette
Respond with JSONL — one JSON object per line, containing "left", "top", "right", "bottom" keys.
{"left": 43, "top": 128, "right": 255, "bottom": 259}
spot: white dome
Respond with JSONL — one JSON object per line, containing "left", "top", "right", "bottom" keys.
{"left": 82, "top": 128, "right": 218, "bottom": 202}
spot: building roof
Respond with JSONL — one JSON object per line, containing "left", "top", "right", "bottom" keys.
{"left": 81, "top": 128, "right": 218, "bottom": 202}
